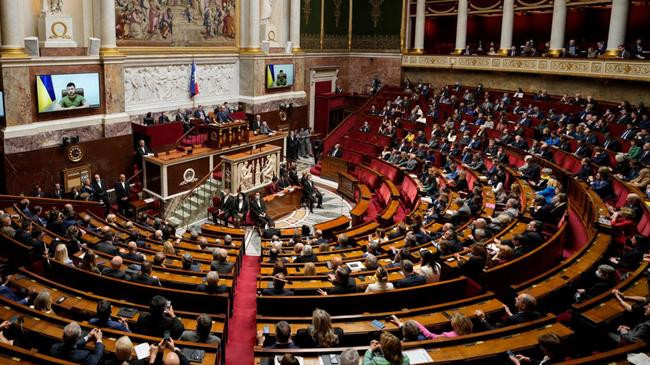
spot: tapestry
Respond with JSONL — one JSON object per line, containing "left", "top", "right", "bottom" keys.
{"left": 115, "top": 0, "right": 236, "bottom": 47}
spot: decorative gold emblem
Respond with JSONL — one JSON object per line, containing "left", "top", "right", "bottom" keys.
{"left": 279, "top": 110, "right": 288, "bottom": 121}
{"left": 66, "top": 145, "right": 84, "bottom": 162}
{"left": 50, "top": 21, "right": 71, "bottom": 39}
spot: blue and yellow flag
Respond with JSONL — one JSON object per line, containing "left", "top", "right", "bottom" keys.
{"left": 266, "top": 65, "right": 275, "bottom": 88}
{"left": 37, "top": 75, "right": 56, "bottom": 112}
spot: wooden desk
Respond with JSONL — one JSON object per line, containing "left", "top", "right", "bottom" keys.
{"left": 321, "top": 156, "right": 348, "bottom": 181}
{"left": 314, "top": 216, "right": 351, "bottom": 239}
{"left": 200, "top": 119, "right": 250, "bottom": 149}
{"left": 265, "top": 187, "right": 302, "bottom": 220}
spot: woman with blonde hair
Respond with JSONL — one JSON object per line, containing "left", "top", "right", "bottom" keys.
{"left": 32, "top": 289, "right": 54, "bottom": 314}
{"left": 162, "top": 240, "right": 176, "bottom": 256}
{"left": 390, "top": 312, "right": 472, "bottom": 342}
{"left": 54, "top": 244, "right": 72, "bottom": 265}
{"left": 303, "top": 262, "right": 317, "bottom": 276}
{"left": 363, "top": 332, "right": 410, "bottom": 364}
{"left": 365, "top": 266, "right": 395, "bottom": 293}
{"left": 294, "top": 308, "right": 343, "bottom": 348}
{"left": 111, "top": 335, "right": 134, "bottom": 365}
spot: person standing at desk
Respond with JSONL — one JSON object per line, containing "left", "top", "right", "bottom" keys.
{"left": 286, "top": 131, "right": 299, "bottom": 162}
{"left": 114, "top": 174, "right": 131, "bottom": 216}
{"left": 158, "top": 111, "right": 170, "bottom": 124}
{"left": 91, "top": 174, "right": 110, "bottom": 216}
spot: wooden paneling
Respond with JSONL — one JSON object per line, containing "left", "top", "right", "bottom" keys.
{"left": 2, "top": 135, "right": 133, "bottom": 196}
{"left": 247, "top": 105, "right": 308, "bottom": 132}
{"left": 167, "top": 156, "right": 211, "bottom": 196}
{"left": 144, "top": 161, "right": 161, "bottom": 196}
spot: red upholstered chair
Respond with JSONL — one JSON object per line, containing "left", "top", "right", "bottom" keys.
{"left": 208, "top": 196, "right": 222, "bottom": 223}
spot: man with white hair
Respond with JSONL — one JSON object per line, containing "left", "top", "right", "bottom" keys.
{"left": 340, "top": 348, "right": 360, "bottom": 365}
{"left": 50, "top": 322, "right": 104, "bottom": 364}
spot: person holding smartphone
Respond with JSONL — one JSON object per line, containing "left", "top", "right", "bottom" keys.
{"left": 136, "top": 295, "right": 185, "bottom": 339}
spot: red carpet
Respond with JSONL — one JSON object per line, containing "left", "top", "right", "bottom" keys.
{"left": 225, "top": 255, "right": 260, "bottom": 365}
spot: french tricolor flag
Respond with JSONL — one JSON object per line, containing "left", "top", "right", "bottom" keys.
{"left": 190, "top": 61, "right": 199, "bottom": 97}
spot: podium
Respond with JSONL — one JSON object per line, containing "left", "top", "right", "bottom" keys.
{"left": 321, "top": 155, "right": 348, "bottom": 181}
{"left": 200, "top": 120, "right": 250, "bottom": 149}
{"left": 221, "top": 145, "right": 281, "bottom": 193}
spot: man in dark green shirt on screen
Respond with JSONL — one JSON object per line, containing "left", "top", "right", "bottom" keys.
{"left": 58, "top": 82, "right": 87, "bottom": 109}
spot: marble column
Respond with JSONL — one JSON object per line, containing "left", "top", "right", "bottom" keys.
{"left": 499, "top": 0, "right": 514, "bottom": 55}
{"left": 548, "top": 0, "right": 567, "bottom": 56}
{"left": 248, "top": 0, "right": 261, "bottom": 51}
{"left": 453, "top": 0, "right": 468, "bottom": 54}
{"left": 290, "top": 0, "right": 300, "bottom": 51}
{"left": 1, "top": 0, "right": 27, "bottom": 58}
{"left": 413, "top": 0, "right": 426, "bottom": 54}
{"left": 100, "top": 0, "right": 119, "bottom": 55}
{"left": 605, "top": 0, "right": 629, "bottom": 57}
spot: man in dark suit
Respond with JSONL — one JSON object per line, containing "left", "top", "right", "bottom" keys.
{"left": 195, "top": 271, "right": 228, "bottom": 294}
{"left": 641, "top": 143, "right": 650, "bottom": 166}
{"left": 210, "top": 248, "right": 234, "bottom": 273}
{"left": 193, "top": 105, "right": 208, "bottom": 122}
{"left": 130, "top": 261, "right": 160, "bottom": 286}
{"left": 475, "top": 293, "right": 542, "bottom": 330}
{"left": 261, "top": 273, "right": 294, "bottom": 296}
{"left": 301, "top": 173, "right": 322, "bottom": 213}
{"left": 219, "top": 190, "right": 235, "bottom": 224}
{"left": 250, "top": 192, "right": 272, "bottom": 228}
{"left": 136, "top": 295, "right": 185, "bottom": 339}
{"left": 602, "top": 133, "right": 620, "bottom": 151}
{"left": 329, "top": 143, "right": 343, "bottom": 158}
{"left": 136, "top": 139, "right": 152, "bottom": 158}
{"left": 101, "top": 256, "right": 131, "bottom": 281}
{"left": 286, "top": 131, "right": 300, "bottom": 161}
{"left": 122, "top": 241, "right": 145, "bottom": 262}
{"left": 91, "top": 174, "right": 110, "bottom": 216}
{"left": 50, "top": 183, "right": 64, "bottom": 199}
{"left": 114, "top": 174, "right": 131, "bottom": 216}
{"left": 94, "top": 232, "right": 120, "bottom": 256}
{"left": 50, "top": 322, "right": 104, "bottom": 365}
{"left": 158, "top": 111, "right": 170, "bottom": 124}
{"left": 393, "top": 260, "right": 426, "bottom": 288}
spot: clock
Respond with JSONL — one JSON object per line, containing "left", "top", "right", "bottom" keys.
{"left": 66, "top": 144, "right": 84, "bottom": 162}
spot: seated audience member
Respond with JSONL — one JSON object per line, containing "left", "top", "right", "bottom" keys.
{"left": 365, "top": 266, "right": 394, "bottom": 293}
{"left": 53, "top": 243, "right": 73, "bottom": 266}
{"left": 574, "top": 264, "right": 617, "bottom": 302}
{"left": 318, "top": 266, "right": 357, "bottom": 295}
{"left": 136, "top": 295, "right": 185, "bottom": 339}
{"left": 130, "top": 261, "right": 160, "bottom": 286}
{"left": 330, "top": 143, "right": 343, "bottom": 158}
{"left": 149, "top": 338, "right": 191, "bottom": 364}
{"left": 33, "top": 289, "right": 55, "bottom": 314}
{"left": 475, "top": 293, "right": 541, "bottom": 330}
{"left": 608, "top": 193, "right": 644, "bottom": 222}
{"left": 610, "top": 300, "right": 650, "bottom": 344}
{"left": 80, "top": 250, "right": 101, "bottom": 274}
{"left": 261, "top": 273, "right": 294, "bottom": 296}
{"left": 180, "top": 314, "right": 221, "bottom": 345}
{"left": 363, "top": 332, "right": 409, "bottom": 365}
{"left": 122, "top": 241, "right": 145, "bottom": 262}
{"left": 196, "top": 271, "right": 228, "bottom": 294}
{"left": 256, "top": 321, "right": 299, "bottom": 349}
{"left": 158, "top": 111, "right": 170, "bottom": 124}
{"left": 250, "top": 192, "right": 273, "bottom": 228}
{"left": 390, "top": 312, "right": 473, "bottom": 340}
{"left": 394, "top": 260, "right": 426, "bottom": 288}
{"left": 210, "top": 248, "right": 234, "bottom": 273}
{"left": 294, "top": 309, "right": 344, "bottom": 348}
{"left": 101, "top": 256, "right": 131, "bottom": 280}
{"left": 100, "top": 335, "right": 137, "bottom": 365}
{"left": 340, "top": 348, "right": 360, "bottom": 365}
{"left": 294, "top": 244, "right": 317, "bottom": 263}
{"left": 89, "top": 300, "right": 130, "bottom": 332}
{"left": 508, "top": 333, "right": 565, "bottom": 365}
{"left": 454, "top": 244, "right": 487, "bottom": 281}
{"left": 50, "top": 322, "right": 104, "bottom": 365}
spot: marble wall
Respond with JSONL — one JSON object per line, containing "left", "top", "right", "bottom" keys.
{"left": 1, "top": 66, "right": 34, "bottom": 127}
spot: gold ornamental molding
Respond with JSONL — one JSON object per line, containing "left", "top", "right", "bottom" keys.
{"left": 402, "top": 55, "right": 650, "bottom": 82}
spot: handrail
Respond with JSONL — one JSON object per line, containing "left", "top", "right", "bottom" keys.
{"left": 322, "top": 85, "right": 386, "bottom": 152}
{"left": 177, "top": 160, "right": 223, "bottom": 204}
{"left": 174, "top": 125, "right": 196, "bottom": 146}
{"left": 126, "top": 168, "right": 143, "bottom": 183}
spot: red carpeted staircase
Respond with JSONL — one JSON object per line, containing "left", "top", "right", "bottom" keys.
{"left": 225, "top": 255, "right": 260, "bottom": 365}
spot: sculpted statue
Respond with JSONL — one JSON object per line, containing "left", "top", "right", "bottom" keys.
{"left": 262, "top": 154, "right": 276, "bottom": 183}
{"left": 49, "top": 0, "right": 64, "bottom": 13}
{"left": 260, "top": 0, "right": 273, "bottom": 24}
{"left": 239, "top": 161, "right": 253, "bottom": 191}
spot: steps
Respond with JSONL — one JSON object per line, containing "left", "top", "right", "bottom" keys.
{"left": 166, "top": 179, "right": 220, "bottom": 227}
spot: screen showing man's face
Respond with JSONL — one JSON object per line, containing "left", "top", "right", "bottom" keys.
{"left": 66, "top": 85, "right": 76, "bottom": 97}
